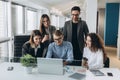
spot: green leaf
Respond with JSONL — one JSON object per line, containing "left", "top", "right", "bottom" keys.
{"left": 20, "top": 54, "right": 37, "bottom": 67}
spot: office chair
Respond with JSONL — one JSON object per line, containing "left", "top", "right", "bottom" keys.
{"left": 14, "top": 35, "right": 30, "bottom": 62}
{"left": 104, "top": 57, "right": 110, "bottom": 68}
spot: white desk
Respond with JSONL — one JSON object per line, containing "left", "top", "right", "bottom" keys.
{"left": 0, "top": 62, "right": 120, "bottom": 80}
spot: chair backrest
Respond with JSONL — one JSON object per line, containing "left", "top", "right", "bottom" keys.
{"left": 104, "top": 57, "right": 110, "bottom": 68}
{"left": 14, "top": 35, "right": 30, "bottom": 61}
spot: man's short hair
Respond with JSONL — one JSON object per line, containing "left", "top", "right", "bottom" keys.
{"left": 53, "top": 30, "right": 63, "bottom": 36}
{"left": 71, "top": 6, "right": 81, "bottom": 12}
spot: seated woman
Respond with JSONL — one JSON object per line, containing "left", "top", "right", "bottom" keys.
{"left": 22, "top": 30, "right": 45, "bottom": 57}
{"left": 82, "top": 33, "right": 107, "bottom": 69}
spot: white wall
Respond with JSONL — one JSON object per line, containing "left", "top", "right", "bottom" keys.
{"left": 86, "top": 0, "right": 97, "bottom": 33}
{"left": 98, "top": 8, "right": 105, "bottom": 39}
{"left": 117, "top": 4, "right": 120, "bottom": 59}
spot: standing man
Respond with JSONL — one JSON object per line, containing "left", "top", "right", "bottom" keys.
{"left": 63, "top": 6, "right": 89, "bottom": 66}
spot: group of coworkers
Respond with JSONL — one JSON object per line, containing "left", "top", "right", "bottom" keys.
{"left": 22, "top": 6, "right": 108, "bottom": 70}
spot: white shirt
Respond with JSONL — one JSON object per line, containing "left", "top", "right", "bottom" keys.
{"left": 83, "top": 47, "right": 104, "bottom": 69}
{"left": 34, "top": 45, "right": 41, "bottom": 56}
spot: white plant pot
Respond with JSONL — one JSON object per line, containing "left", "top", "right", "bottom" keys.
{"left": 25, "top": 67, "right": 33, "bottom": 74}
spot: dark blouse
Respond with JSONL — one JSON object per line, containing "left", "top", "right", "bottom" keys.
{"left": 22, "top": 41, "right": 45, "bottom": 58}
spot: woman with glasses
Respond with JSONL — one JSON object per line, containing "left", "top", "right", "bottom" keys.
{"left": 46, "top": 30, "right": 73, "bottom": 65}
{"left": 22, "top": 30, "right": 45, "bottom": 57}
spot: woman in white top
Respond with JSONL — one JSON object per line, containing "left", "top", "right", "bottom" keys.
{"left": 82, "top": 33, "right": 107, "bottom": 69}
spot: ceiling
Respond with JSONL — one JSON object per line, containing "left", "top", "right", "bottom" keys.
{"left": 28, "top": 0, "right": 85, "bottom": 16}
{"left": 12, "top": 0, "right": 120, "bottom": 16}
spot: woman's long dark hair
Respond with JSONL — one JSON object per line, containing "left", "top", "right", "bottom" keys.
{"left": 40, "top": 14, "right": 50, "bottom": 35}
{"left": 85, "top": 33, "right": 107, "bottom": 62}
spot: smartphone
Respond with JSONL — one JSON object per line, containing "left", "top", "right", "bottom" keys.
{"left": 107, "top": 72, "right": 113, "bottom": 76}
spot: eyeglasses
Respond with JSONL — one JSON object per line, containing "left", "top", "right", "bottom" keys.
{"left": 54, "top": 37, "right": 63, "bottom": 41}
{"left": 71, "top": 14, "right": 79, "bottom": 16}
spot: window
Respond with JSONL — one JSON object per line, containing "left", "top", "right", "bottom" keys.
{"left": 0, "top": 1, "right": 9, "bottom": 57}
{"left": 0, "top": 1, "right": 7, "bottom": 37}
{"left": 11, "top": 4, "right": 24, "bottom": 35}
{"left": 51, "top": 14, "right": 66, "bottom": 29}
{"left": 51, "top": 14, "right": 58, "bottom": 27}
{"left": 26, "top": 8, "right": 37, "bottom": 33}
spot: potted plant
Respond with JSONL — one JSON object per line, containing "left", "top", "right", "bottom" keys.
{"left": 20, "top": 54, "right": 37, "bottom": 74}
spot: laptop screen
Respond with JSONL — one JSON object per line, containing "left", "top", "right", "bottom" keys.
{"left": 37, "top": 58, "right": 64, "bottom": 75}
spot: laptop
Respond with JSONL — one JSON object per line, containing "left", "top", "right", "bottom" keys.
{"left": 37, "top": 58, "right": 64, "bottom": 75}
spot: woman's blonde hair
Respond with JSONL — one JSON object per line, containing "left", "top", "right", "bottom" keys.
{"left": 40, "top": 14, "right": 50, "bottom": 34}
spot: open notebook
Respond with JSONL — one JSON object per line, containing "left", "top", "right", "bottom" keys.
{"left": 90, "top": 70, "right": 105, "bottom": 76}
{"left": 69, "top": 73, "right": 86, "bottom": 80}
